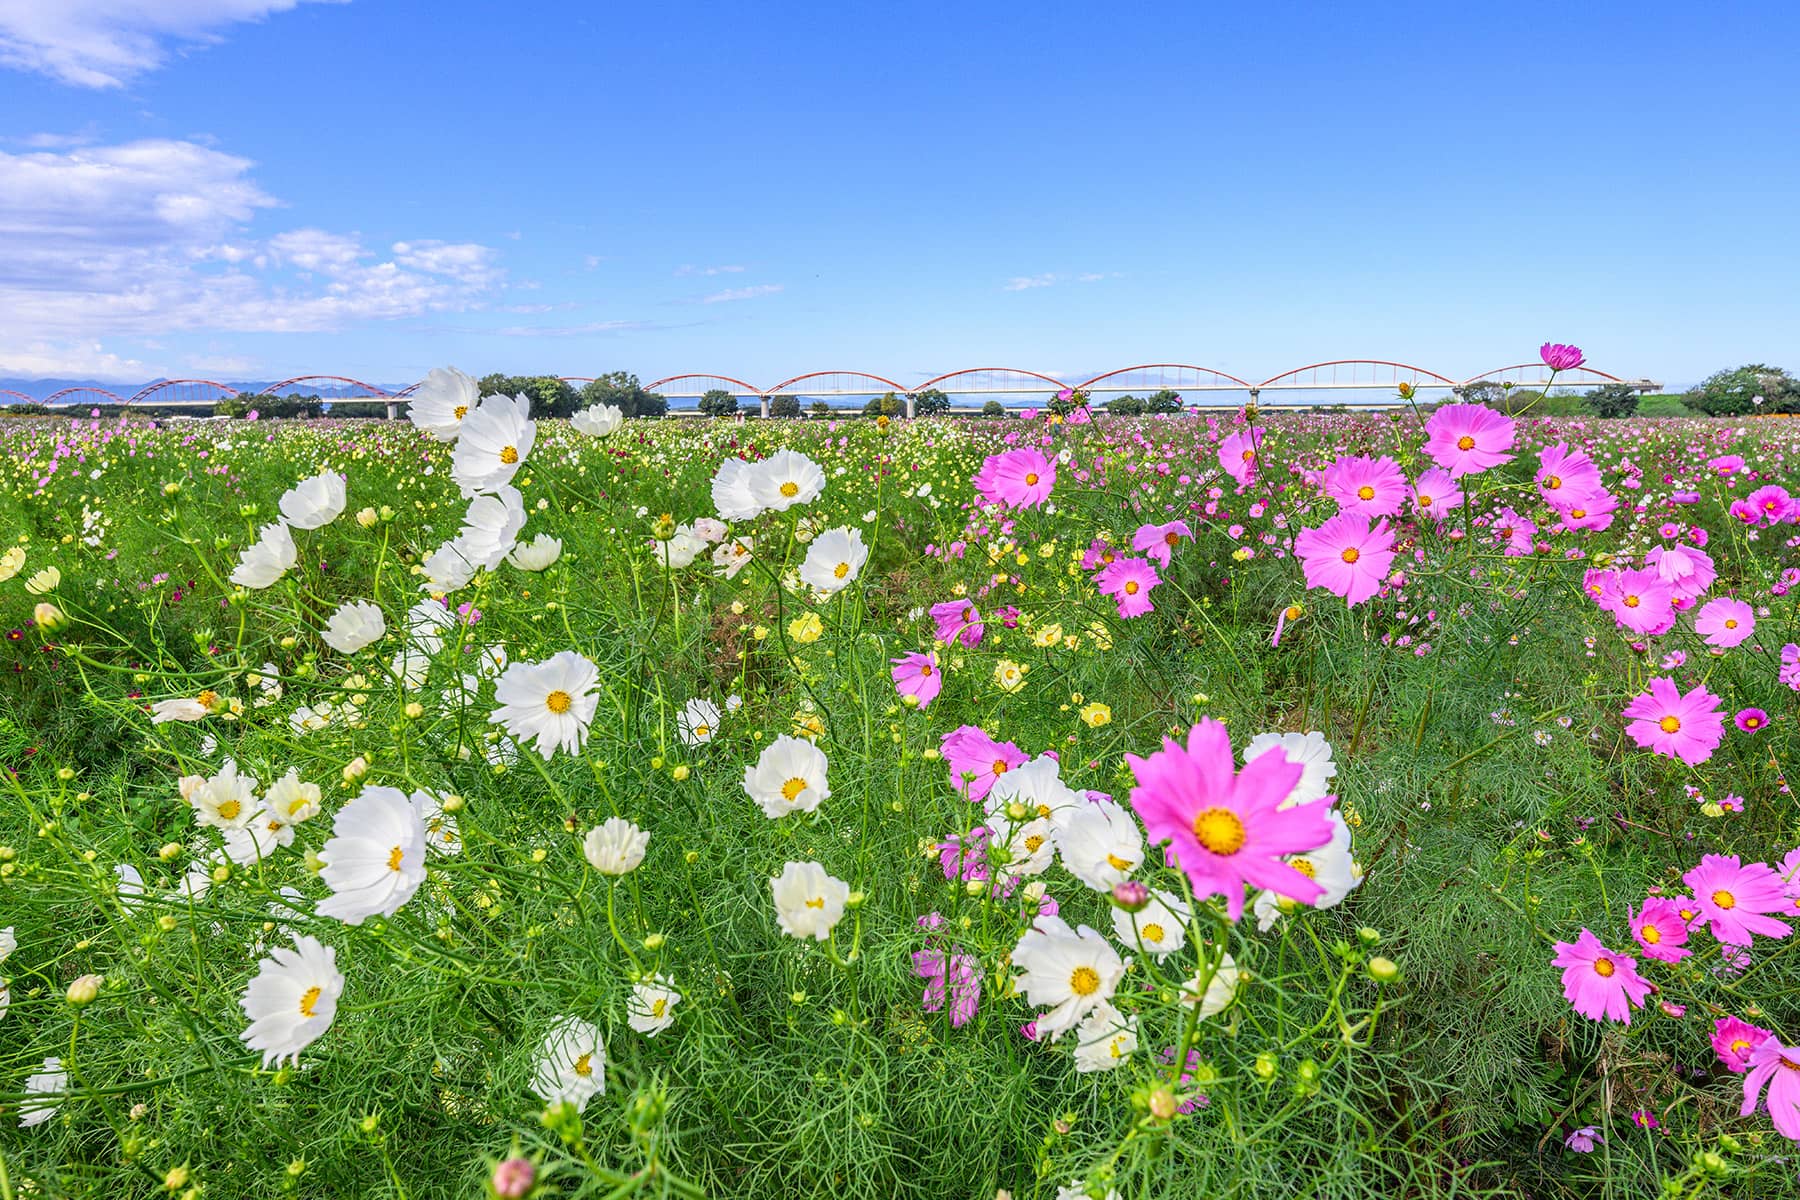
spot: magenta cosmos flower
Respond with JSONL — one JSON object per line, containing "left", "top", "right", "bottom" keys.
{"left": 1713, "top": 1016, "right": 1773, "bottom": 1074}
{"left": 1410, "top": 468, "right": 1464, "bottom": 517}
{"left": 973, "top": 447, "right": 1055, "bottom": 509}
{"left": 1622, "top": 677, "right": 1723, "bottom": 765}
{"left": 1321, "top": 454, "right": 1408, "bottom": 517}
{"left": 1421, "top": 403, "right": 1516, "bottom": 478}
{"left": 941, "top": 725, "right": 1028, "bottom": 803}
{"left": 1736, "top": 707, "right": 1770, "bottom": 733}
{"left": 1629, "top": 896, "right": 1692, "bottom": 962}
{"left": 1740, "top": 1036, "right": 1800, "bottom": 1142}
{"left": 1604, "top": 568, "right": 1676, "bottom": 636}
{"left": 1096, "top": 556, "right": 1161, "bottom": 618}
{"left": 1294, "top": 513, "right": 1396, "bottom": 607}
{"left": 1550, "top": 929, "right": 1652, "bottom": 1024}
{"left": 891, "top": 651, "right": 942, "bottom": 709}
{"left": 1218, "top": 428, "right": 1262, "bottom": 486}
{"left": 1748, "top": 484, "right": 1795, "bottom": 524}
{"left": 929, "top": 598, "right": 984, "bottom": 647}
{"left": 1682, "top": 854, "right": 1793, "bottom": 946}
{"left": 1131, "top": 520, "right": 1192, "bottom": 568}
{"left": 1535, "top": 442, "right": 1604, "bottom": 510}
{"left": 1125, "top": 719, "right": 1335, "bottom": 921}
{"left": 1694, "top": 597, "right": 1755, "bottom": 648}
{"left": 1540, "top": 342, "right": 1586, "bottom": 371}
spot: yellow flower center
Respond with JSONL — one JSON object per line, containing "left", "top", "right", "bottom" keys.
{"left": 1106, "top": 853, "right": 1133, "bottom": 871}
{"left": 387, "top": 846, "right": 405, "bottom": 872}
{"left": 992, "top": 760, "right": 1010, "bottom": 776}
{"left": 1284, "top": 605, "right": 1303, "bottom": 621}
{"left": 1546, "top": 475, "right": 1562, "bottom": 490}
{"left": 1712, "top": 889, "right": 1736, "bottom": 910}
{"left": 1142, "top": 923, "right": 1165, "bottom": 943}
{"left": 1024, "top": 834, "right": 1045, "bottom": 853}
{"left": 1357, "top": 485, "right": 1375, "bottom": 501}
{"left": 1291, "top": 857, "right": 1317, "bottom": 879}
{"left": 694, "top": 724, "right": 710, "bottom": 739}
{"left": 197, "top": 689, "right": 220, "bottom": 708}
{"left": 1570, "top": 509, "right": 1587, "bottom": 519}
{"left": 1124, "top": 580, "right": 1140, "bottom": 595}
{"left": 804, "top": 896, "right": 825, "bottom": 909}
{"left": 780, "top": 480, "right": 799, "bottom": 498}
{"left": 1418, "top": 494, "right": 1433, "bottom": 507}
{"left": 1341, "top": 547, "right": 1360, "bottom": 564}
{"left": 1456, "top": 435, "right": 1475, "bottom": 451}
{"left": 1592, "top": 957, "right": 1615, "bottom": 978}
{"left": 780, "top": 777, "right": 808, "bottom": 802}
{"left": 651, "top": 998, "right": 667, "bottom": 1019}
{"left": 1192, "top": 807, "right": 1247, "bottom": 855}
{"left": 1024, "top": 472, "right": 1040, "bottom": 486}
{"left": 833, "top": 562, "right": 850, "bottom": 579}
{"left": 216, "top": 798, "right": 242, "bottom": 821}
{"left": 453, "top": 405, "right": 468, "bottom": 420}
{"left": 1642, "top": 924, "right": 1662, "bottom": 944}
{"left": 1725, "top": 618, "right": 1738, "bottom": 629}
{"left": 298, "top": 986, "right": 322, "bottom": 1017}
{"left": 1069, "top": 966, "right": 1101, "bottom": 996}
{"left": 1659, "top": 715, "right": 1681, "bottom": 734}
{"left": 1623, "top": 594, "right": 1640, "bottom": 608}
{"left": 1165, "top": 532, "right": 1181, "bottom": 545}
{"left": 545, "top": 689, "right": 572, "bottom": 714}
{"left": 1241, "top": 449, "right": 1255, "bottom": 462}
{"left": 1731, "top": 1038, "right": 1752, "bottom": 1057}
{"left": 574, "top": 1052, "right": 593, "bottom": 1076}
{"left": 919, "top": 664, "right": 933, "bottom": 677}
{"left": 499, "top": 445, "right": 519, "bottom": 464}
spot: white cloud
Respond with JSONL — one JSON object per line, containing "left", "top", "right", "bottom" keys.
{"left": 0, "top": 138, "right": 505, "bottom": 348}
{"left": 0, "top": 340, "right": 149, "bottom": 381}
{"left": 1004, "top": 274, "right": 1057, "bottom": 291}
{"left": 675, "top": 263, "right": 746, "bottom": 277}
{"left": 700, "top": 284, "right": 781, "bottom": 304}
{"left": 0, "top": 0, "right": 344, "bottom": 89}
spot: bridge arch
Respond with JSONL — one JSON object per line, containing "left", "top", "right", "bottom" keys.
{"left": 1075, "top": 363, "right": 1254, "bottom": 392}
{"left": 1460, "top": 363, "right": 1622, "bottom": 389}
{"left": 260, "top": 375, "right": 391, "bottom": 398}
{"left": 912, "top": 367, "right": 1070, "bottom": 395}
{"left": 764, "top": 370, "right": 910, "bottom": 396}
{"left": 43, "top": 386, "right": 125, "bottom": 406}
{"left": 127, "top": 379, "right": 241, "bottom": 406}
{"left": 1257, "top": 360, "right": 1459, "bottom": 390}
{"left": 641, "top": 373, "right": 765, "bottom": 397}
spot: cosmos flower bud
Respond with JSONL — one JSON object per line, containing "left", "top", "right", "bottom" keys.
{"left": 341, "top": 756, "right": 369, "bottom": 785}
{"left": 1396, "top": 381, "right": 1415, "bottom": 399}
{"left": 491, "top": 1157, "right": 535, "bottom": 1198}
{"left": 1147, "top": 1085, "right": 1178, "bottom": 1120}
{"left": 1253, "top": 1052, "right": 1278, "bottom": 1080}
{"left": 1110, "top": 880, "right": 1150, "bottom": 912}
{"left": 33, "top": 602, "right": 66, "bottom": 631}
{"left": 67, "top": 974, "right": 104, "bottom": 1005}
{"left": 1367, "top": 956, "right": 1401, "bottom": 983}
{"left": 651, "top": 513, "right": 677, "bottom": 540}
{"left": 356, "top": 507, "right": 378, "bottom": 528}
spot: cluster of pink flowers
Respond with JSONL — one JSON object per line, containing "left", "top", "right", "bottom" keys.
{"left": 973, "top": 447, "right": 1056, "bottom": 509}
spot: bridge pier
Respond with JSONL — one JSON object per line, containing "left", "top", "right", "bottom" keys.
{"left": 905, "top": 393, "right": 916, "bottom": 419}
{"left": 386, "top": 401, "right": 399, "bottom": 420}
{"left": 759, "top": 396, "right": 770, "bottom": 419}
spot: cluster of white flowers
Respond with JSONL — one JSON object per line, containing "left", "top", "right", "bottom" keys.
{"left": 230, "top": 470, "right": 345, "bottom": 590}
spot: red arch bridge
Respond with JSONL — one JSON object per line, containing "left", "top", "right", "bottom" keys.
{"left": 9, "top": 361, "right": 1660, "bottom": 418}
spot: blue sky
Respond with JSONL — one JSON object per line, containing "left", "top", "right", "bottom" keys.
{"left": 1, "top": 0, "right": 1796, "bottom": 390}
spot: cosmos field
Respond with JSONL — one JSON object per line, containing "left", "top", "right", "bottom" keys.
{"left": 1, "top": 367, "right": 1799, "bottom": 1199}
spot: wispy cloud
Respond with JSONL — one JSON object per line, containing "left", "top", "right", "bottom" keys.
{"left": 490, "top": 319, "right": 669, "bottom": 338}
{"left": 1004, "top": 274, "right": 1058, "bottom": 291}
{"left": 675, "top": 263, "right": 746, "bottom": 277}
{"left": 700, "top": 284, "right": 782, "bottom": 304}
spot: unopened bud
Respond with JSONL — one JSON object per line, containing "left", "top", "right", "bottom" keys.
{"left": 1110, "top": 880, "right": 1150, "bottom": 912}
{"left": 67, "top": 973, "right": 103, "bottom": 1005}
{"left": 1367, "top": 956, "right": 1401, "bottom": 984}
{"left": 491, "top": 1157, "right": 535, "bottom": 1198}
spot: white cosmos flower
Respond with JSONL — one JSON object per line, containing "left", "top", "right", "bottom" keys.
{"left": 533, "top": 1016, "right": 606, "bottom": 1110}
{"left": 582, "top": 816, "right": 649, "bottom": 876}
{"left": 316, "top": 786, "right": 429, "bottom": 926}
{"left": 627, "top": 974, "right": 681, "bottom": 1035}
{"left": 799, "top": 526, "right": 869, "bottom": 595}
{"left": 230, "top": 521, "right": 296, "bottom": 589}
{"left": 1182, "top": 952, "right": 1242, "bottom": 1018}
{"left": 474, "top": 641, "right": 509, "bottom": 679}
{"left": 289, "top": 703, "right": 334, "bottom": 734}
{"left": 150, "top": 696, "right": 211, "bottom": 724}
{"left": 1243, "top": 730, "right": 1338, "bottom": 807}
{"left": 710, "top": 457, "right": 763, "bottom": 521}
{"left": 451, "top": 393, "right": 535, "bottom": 497}
{"left": 321, "top": 600, "right": 386, "bottom": 654}
{"left": 222, "top": 807, "right": 296, "bottom": 863}
{"left": 458, "top": 486, "right": 527, "bottom": 570}
{"left": 677, "top": 698, "right": 721, "bottom": 746}
{"left": 994, "top": 816, "right": 1057, "bottom": 886}
{"left": 490, "top": 651, "right": 599, "bottom": 759}
{"left": 265, "top": 768, "right": 322, "bottom": 825}
{"left": 18, "top": 1057, "right": 66, "bottom": 1128}
{"left": 742, "top": 735, "right": 830, "bottom": 818}
{"left": 413, "top": 790, "right": 462, "bottom": 856}
{"left": 750, "top": 449, "right": 826, "bottom": 512}
{"left": 420, "top": 537, "right": 479, "bottom": 594}
{"left": 986, "top": 755, "right": 1083, "bottom": 826}
{"left": 570, "top": 403, "right": 624, "bottom": 437}
{"left": 655, "top": 527, "right": 707, "bottom": 569}
{"left": 1010, "top": 914, "right": 1127, "bottom": 1041}
{"left": 278, "top": 472, "right": 346, "bottom": 529}
{"left": 712, "top": 536, "right": 754, "bottom": 578}
{"left": 114, "top": 863, "right": 148, "bottom": 910}
{"left": 406, "top": 599, "right": 456, "bottom": 654}
{"left": 391, "top": 646, "right": 430, "bottom": 689}
{"left": 1253, "top": 808, "right": 1361, "bottom": 932}
{"left": 508, "top": 532, "right": 563, "bottom": 571}
{"left": 1056, "top": 1183, "right": 1120, "bottom": 1200}
{"left": 692, "top": 517, "right": 727, "bottom": 543}
{"left": 190, "top": 760, "right": 262, "bottom": 832}
{"left": 1056, "top": 798, "right": 1144, "bottom": 892}
{"left": 0, "top": 927, "right": 14, "bottom": 961}
{"left": 1110, "top": 888, "right": 1190, "bottom": 959}
{"left": 1073, "top": 1004, "right": 1139, "bottom": 1073}
{"left": 238, "top": 934, "right": 345, "bottom": 1067}
{"left": 770, "top": 860, "right": 850, "bottom": 941}
{"left": 407, "top": 366, "right": 479, "bottom": 442}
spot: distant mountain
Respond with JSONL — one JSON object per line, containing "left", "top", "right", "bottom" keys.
{"left": 0, "top": 377, "right": 413, "bottom": 401}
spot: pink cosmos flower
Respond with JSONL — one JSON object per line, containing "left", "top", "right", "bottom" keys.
{"left": 1645, "top": 544, "right": 1716, "bottom": 603}
{"left": 1682, "top": 854, "right": 1792, "bottom": 945}
{"left": 1748, "top": 484, "right": 1794, "bottom": 524}
{"left": 1422, "top": 403, "right": 1516, "bottom": 477}
{"left": 1550, "top": 929, "right": 1652, "bottom": 1024}
{"left": 1491, "top": 508, "right": 1537, "bottom": 556}
{"left": 1294, "top": 513, "right": 1396, "bottom": 607}
{"left": 1740, "top": 1036, "right": 1800, "bottom": 1142}
{"left": 1694, "top": 597, "right": 1755, "bottom": 648}
{"left": 1554, "top": 489, "right": 1618, "bottom": 533}
{"left": 1713, "top": 1016, "right": 1773, "bottom": 1074}
{"left": 1540, "top": 342, "right": 1586, "bottom": 371}
{"left": 1096, "top": 556, "right": 1161, "bottom": 618}
{"left": 891, "top": 651, "right": 943, "bottom": 709}
{"left": 1536, "top": 443, "right": 1604, "bottom": 509}
{"left": 973, "top": 447, "right": 1055, "bottom": 508}
{"left": 1781, "top": 644, "right": 1800, "bottom": 691}
{"left": 1218, "top": 428, "right": 1263, "bottom": 486}
{"left": 1080, "top": 539, "right": 1120, "bottom": 571}
{"left": 1409, "top": 468, "right": 1464, "bottom": 517}
{"left": 1321, "top": 454, "right": 1408, "bottom": 517}
{"left": 913, "top": 946, "right": 981, "bottom": 1026}
{"left": 941, "top": 726, "right": 1029, "bottom": 803}
{"left": 930, "top": 599, "right": 985, "bottom": 647}
{"left": 1622, "top": 677, "right": 1724, "bottom": 765}
{"left": 1126, "top": 719, "right": 1336, "bottom": 921}
{"left": 1707, "top": 454, "right": 1744, "bottom": 475}
{"left": 1736, "top": 707, "right": 1770, "bottom": 733}
{"left": 1605, "top": 568, "right": 1676, "bottom": 636}
{"left": 1729, "top": 498, "right": 1762, "bottom": 526}
{"left": 937, "top": 827, "right": 990, "bottom": 882}
{"left": 1629, "top": 896, "right": 1692, "bottom": 962}
{"left": 1131, "top": 520, "right": 1192, "bottom": 568}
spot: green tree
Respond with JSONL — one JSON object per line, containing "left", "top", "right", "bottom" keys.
{"left": 1685, "top": 364, "right": 1798, "bottom": 416}
{"left": 1459, "top": 382, "right": 1505, "bottom": 409}
{"left": 769, "top": 394, "right": 802, "bottom": 419}
{"left": 480, "top": 374, "right": 580, "bottom": 418}
{"left": 216, "top": 392, "right": 324, "bottom": 419}
{"left": 1583, "top": 383, "right": 1640, "bottom": 419}
{"left": 912, "top": 388, "right": 952, "bottom": 416}
{"left": 808, "top": 400, "right": 832, "bottom": 419}
{"left": 578, "top": 373, "right": 665, "bottom": 419}
{"left": 1105, "top": 395, "right": 1145, "bottom": 416}
{"left": 981, "top": 400, "right": 1007, "bottom": 418}
{"left": 698, "top": 388, "right": 739, "bottom": 417}
{"left": 861, "top": 392, "right": 903, "bottom": 418}
{"left": 1145, "top": 389, "right": 1183, "bottom": 414}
